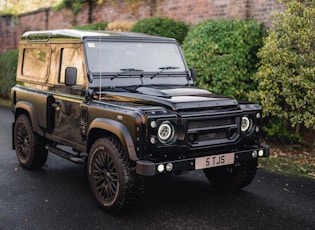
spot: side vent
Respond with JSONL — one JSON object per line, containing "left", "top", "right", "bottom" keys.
{"left": 46, "top": 95, "right": 55, "bottom": 133}
{"left": 80, "top": 107, "right": 88, "bottom": 136}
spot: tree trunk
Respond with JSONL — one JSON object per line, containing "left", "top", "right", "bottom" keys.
{"left": 88, "top": 0, "right": 94, "bottom": 24}
{"left": 295, "top": 122, "right": 300, "bottom": 136}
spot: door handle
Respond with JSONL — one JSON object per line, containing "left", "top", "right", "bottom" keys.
{"left": 51, "top": 102, "right": 61, "bottom": 111}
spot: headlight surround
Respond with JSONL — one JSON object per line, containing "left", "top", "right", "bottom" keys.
{"left": 241, "top": 116, "right": 252, "bottom": 133}
{"left": 157, "top": 121, "right": 174, "bottom": 143}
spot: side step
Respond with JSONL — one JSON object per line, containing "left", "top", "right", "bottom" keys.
{"left": 45, "top": 144, "right": 85, "bottom": 164}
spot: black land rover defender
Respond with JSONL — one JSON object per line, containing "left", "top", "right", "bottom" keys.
{"left": 11, "top": 29, "right": 269, "bottom": 213}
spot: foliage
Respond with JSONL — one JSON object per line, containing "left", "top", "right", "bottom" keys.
{"left": 54, "top": 0, "right": 86, "bottom": 14}
{"left": 250, "top": 0, "right": 315, "bottom": 138}
{"left": 0, "top": 0, "right": 61, "bottom": 15}
{"left": 106, "top": 20, "right": 134, "bottom": 32}
{"left": 130, "top": 17, "right": 189, "bottom": 44}
{"left": 262, "top": 116, "right": 300, "bottom": 143}
{"left": 182, "top": 20, "right": 263, "bottom": 101}
{"left": 0, "top": 49, "right": 18, "bottom": 98}
{"left": 74, "top": 22, "right": 108, "bottom": 30}
{"left": 54, "top": 0, "right": 140, "bottom": 15}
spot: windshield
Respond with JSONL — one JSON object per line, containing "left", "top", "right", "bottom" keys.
{"left": 85, "top": 41, "right": 186, "bottom": 73}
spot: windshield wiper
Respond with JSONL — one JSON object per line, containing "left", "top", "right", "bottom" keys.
{"left": 151, "top": 66, "right": 179, "bottom": 79}
{"left": 111, "top": 68, "right": 144, "bottom": 80}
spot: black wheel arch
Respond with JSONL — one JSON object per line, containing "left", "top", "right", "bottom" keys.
{"left": 87, "top": 118, "right": 138, "bottom": 162}
{"left": 14, "top": 101, "right": 43, "bottom": 136}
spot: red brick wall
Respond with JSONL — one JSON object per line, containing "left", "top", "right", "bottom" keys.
{"left": 0, "top": 0, "right": 285, "bottom": 54}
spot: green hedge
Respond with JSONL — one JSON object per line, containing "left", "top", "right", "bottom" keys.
{"left": 182, "top": 19, "right": 263, "bottom": 101}
{"left": 0, "top": 50, "right": 18, "bottom": 98}
{"left": 74, "top": 22, "right": 108, "bottom": 30}
{"left": 130, "top": 17, "right": 189, "bottom": 44}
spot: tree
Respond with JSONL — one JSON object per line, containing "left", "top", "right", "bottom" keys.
{"left": 251, "top": 0, "right": 315, "bottom": 137}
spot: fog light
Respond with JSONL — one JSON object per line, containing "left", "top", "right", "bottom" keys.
{"left": 166, "top": 163, "right": 173, "bottom": 172}
{"left": 258, "top": 150, "right": 264, "bottom": 157}
{"left": 150, "top": 120, "right": 157, "bottom": 128}
{"left": 252, "top": 150, "right": 257, "bottom": 158}
{"left": 256, "top": 126, "right": 260, "bottom": 132}
{"left": 157, "top": 164, "right": 164, "bottom": 173}
{"left": 150, "top": 136, "right": 157, "bottom": 144}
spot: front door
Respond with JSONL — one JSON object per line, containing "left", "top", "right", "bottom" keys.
{"left": 51, "top": 44, "right": 87, "bottom": 146}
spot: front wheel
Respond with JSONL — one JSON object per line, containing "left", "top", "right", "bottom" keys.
{"left": 204, "top": 158, "right": 258, "bottom": 190}
{"left": 88, "top": 137, "right": 144, "bottom": 214}
{"left": 14, "top": 114, "right": 48, "bottom": 169}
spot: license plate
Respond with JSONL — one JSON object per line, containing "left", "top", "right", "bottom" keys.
{"left": 195, "top": 153, "right": 235, "bottom": 170}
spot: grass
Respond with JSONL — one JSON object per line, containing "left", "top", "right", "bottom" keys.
{"left": 259, "top": 144, "right": 315, "bottom": 180}
{"left": 0, "top": 98, "right": 10, "bottom": 107}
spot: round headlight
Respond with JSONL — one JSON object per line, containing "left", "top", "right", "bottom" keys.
{"left": 158, "top": 121, "right": 174, "bottom": 142}
{"left": 241, "top": 116, "right": 252, "bottom": 133}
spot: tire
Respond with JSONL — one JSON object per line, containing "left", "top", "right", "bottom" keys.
{"left": 204, "top": 158, "right": 258, "bottom": 190}
{"left": 14, "top": 114, "right": 48, "bottom": 169}
{"left": 88, "top": 137, "right": 144, "bottom": 214}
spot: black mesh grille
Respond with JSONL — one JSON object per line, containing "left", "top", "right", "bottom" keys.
{"left": 188, "top": 118, "right": 234, "bottom": 129}
{"left": 198, "top": 130, "right": 227, "bottom": 141}
{"left": 186, "top": 116, "right": 239, "bottom": 146}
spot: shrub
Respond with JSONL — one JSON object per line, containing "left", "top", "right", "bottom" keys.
{"left": 182, "top": 19, "right": 263, "bottom": 101}
{"left": 75, "top": 22, "right": 108, "bottom": 30}
{"left": 250, "top": 0, "right": 315, "bottom": 139}
{"left": 55, "top": 0, "right": 85, "bottom": 15}
{"left": 130, "top": 17, "right": 189, "bottom": 44}
{"left": 106, "top": 20, "right": 135, "bottom": 32}
{"left": 0, "top": 49, "right": 18, "bottom": 98}
{"left": 262, "top": 116, "right": 300, "bottom": 144}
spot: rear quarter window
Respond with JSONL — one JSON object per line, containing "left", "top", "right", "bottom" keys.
{"left": 22, "top": 47, "right": 51, "bottom": 82}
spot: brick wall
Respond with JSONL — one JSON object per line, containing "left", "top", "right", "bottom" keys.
{"left": 0, "top": 0, "right": 285, "bottom": 54}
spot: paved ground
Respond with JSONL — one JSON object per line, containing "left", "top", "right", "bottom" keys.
{"left": 1, "top": 106, "right": 315, "bottom": 230}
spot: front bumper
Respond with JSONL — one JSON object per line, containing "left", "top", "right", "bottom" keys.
{"left": 136, "top": 144, "right": 269, "bottom": 176}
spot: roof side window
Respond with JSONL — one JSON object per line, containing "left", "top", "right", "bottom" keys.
{"left": 59, "top": 47, "right": 84, "bottom": 86}
{"left": 22, "top": 48, "right": 50, "bottom": 82}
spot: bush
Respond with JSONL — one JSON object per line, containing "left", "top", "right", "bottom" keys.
{"left": 262, "top": 116, "right": 300, "bottom": 144}
{"left": 182, "top": 19, "right": 263, "bottom": 101}
{"left": 55, "top": 0, "right": 85, "bottom": 15}
{"left": 250, "top": 0, "right": 315, "bottom": 140}
{"left": 0, "top": 49, "right": 18, "bottom": 98}
{"left": 106, "top": 20, "right": 135, "bottom": 32}
{"left": 130, "top": 17, "right": 189, "bottom": 44}
{"left": 75, "top": 22, "right": 108, "bottom": 30}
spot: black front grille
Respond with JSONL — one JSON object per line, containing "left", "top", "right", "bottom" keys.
{"left": 186, "top": 116, "right": 239, "bottom": 146}
{"left": 188, "top": 118, "right": 234, "bottom": 129}
{"left": 198, "top": 130, "right": 227, "bottom": 141}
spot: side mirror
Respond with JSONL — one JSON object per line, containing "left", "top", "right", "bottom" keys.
{"left": 190, "top": 67, "right": 196, "bottom": 81}
{"left": 65, "top": 67, "right": 77, "bottom": 86}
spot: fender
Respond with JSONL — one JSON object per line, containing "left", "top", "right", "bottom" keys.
{"left": 14, "top": 101, "right": 43, "bottom": 136}
{"left": 88, "top": 118, "right": 138, "bottom": 161}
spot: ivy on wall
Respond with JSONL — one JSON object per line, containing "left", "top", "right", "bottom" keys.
{"left": 55, "top": 0, "right": 141, "bottom": 15}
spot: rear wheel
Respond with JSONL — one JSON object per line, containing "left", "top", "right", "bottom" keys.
{"left": 204, "top": 158, "right": 258, "bottom": 190}
{"left": 14, "top": 114, "right": 48, "bottom": 169}
{"left": 88, "top": 137, "right": 144, "bottom": 214}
